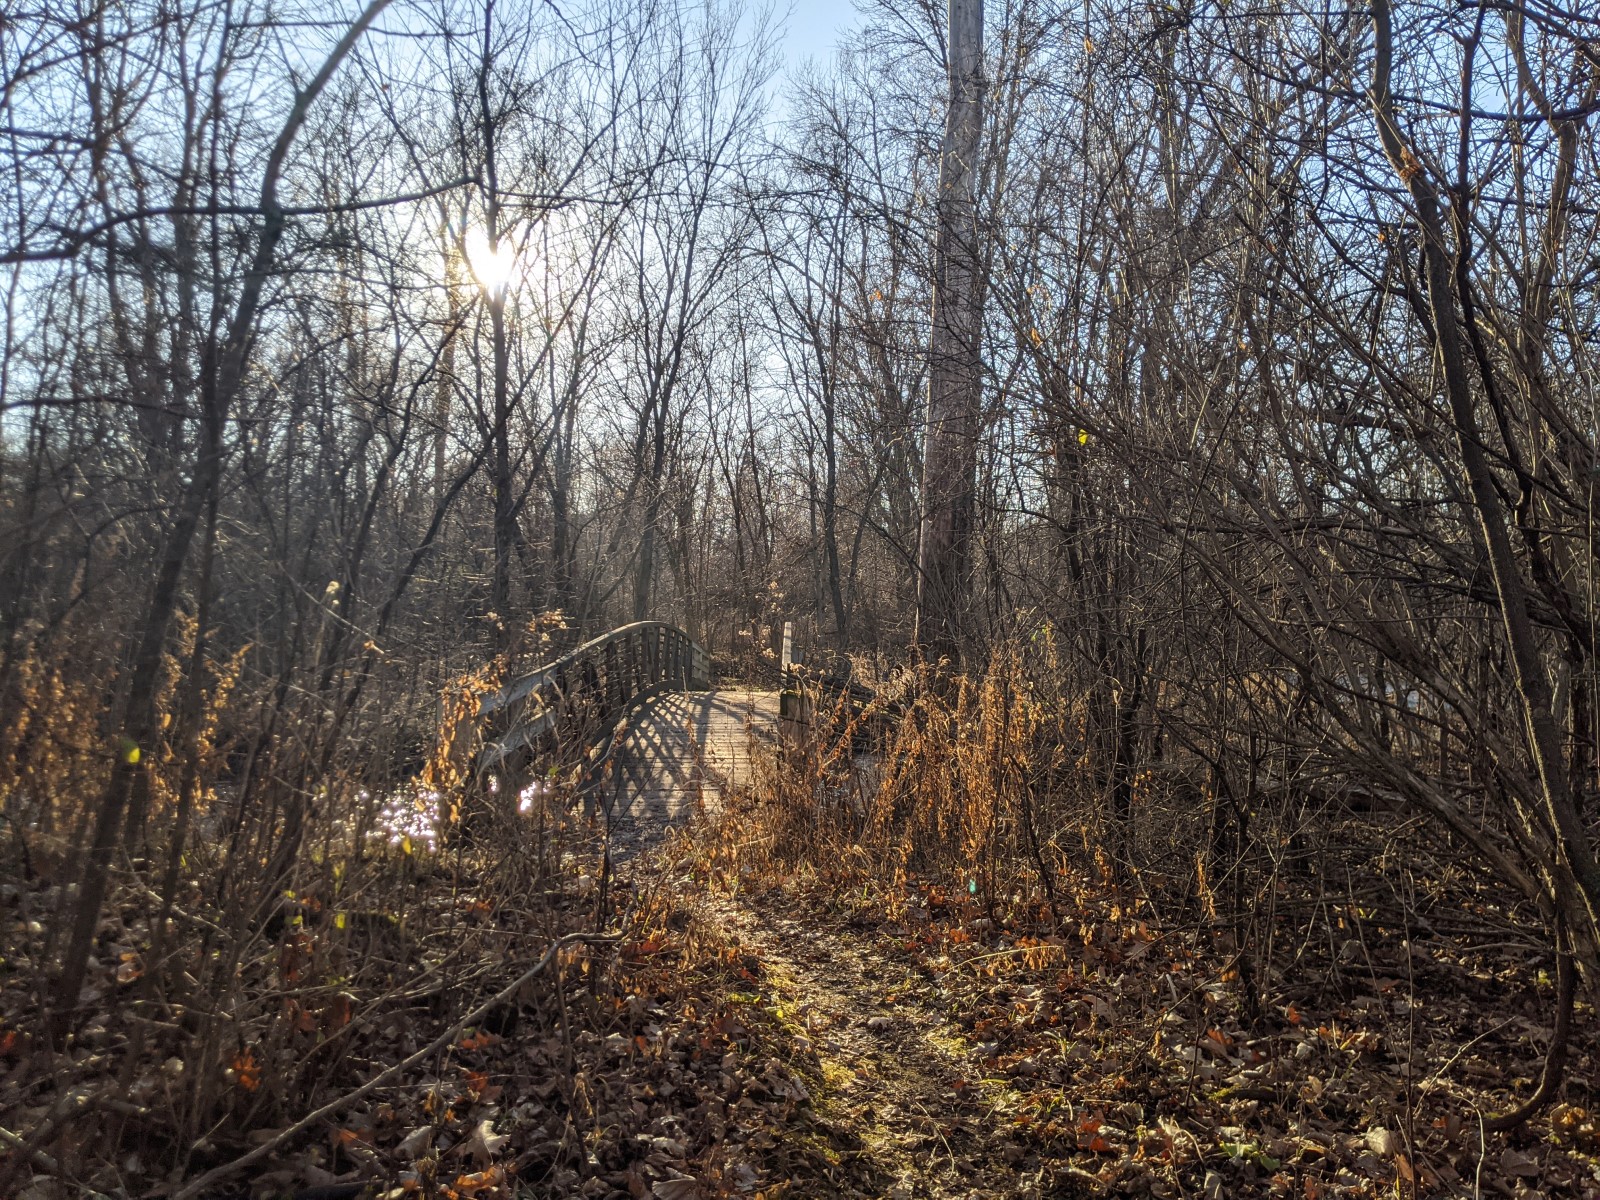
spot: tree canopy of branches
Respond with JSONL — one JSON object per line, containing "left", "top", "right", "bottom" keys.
{"left": 5, "top": 0, "right": 1600, "bottom": 1186}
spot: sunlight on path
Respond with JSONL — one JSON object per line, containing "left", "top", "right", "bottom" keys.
{"left": 706, "top": 891, "right": 1029, "bottom": 1199}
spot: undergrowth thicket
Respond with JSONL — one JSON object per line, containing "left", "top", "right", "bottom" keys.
{"left": 0, "top": 618, "right": 646, "bottom": 1197}
{"left": 696, "top": 651, "right": 1600, "bottom": 1197}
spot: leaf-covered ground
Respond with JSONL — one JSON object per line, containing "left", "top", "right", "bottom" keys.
{"left": 0, "top": 860, "right": 792, "bottom": 1199}
{"left": 689, "top": 865, "right": 1600, "bottom": 1200}
{"left": 6, "top": 828, "right": 1598, "bottom": 1198}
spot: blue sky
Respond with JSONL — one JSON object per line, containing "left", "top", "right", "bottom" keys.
{"left": 774, "top": 0, "right": 864, "bottom": 72}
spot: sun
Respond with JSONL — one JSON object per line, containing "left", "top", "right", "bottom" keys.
{"left": 463, "top": 227, "right": 519, "bottom": 294}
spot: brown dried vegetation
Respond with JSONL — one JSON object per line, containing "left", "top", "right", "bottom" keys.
{"left": 689, "top": 660, "right": 1600, "bottom": 1198}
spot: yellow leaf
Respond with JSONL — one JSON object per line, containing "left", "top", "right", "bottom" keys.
{"left": 1078, "top": 429, "right": 1089, "bottom": 445}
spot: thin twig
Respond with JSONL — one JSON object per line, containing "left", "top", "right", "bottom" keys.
{"left": 169, "top": 931, "right": 617, "bottom": 1200}
{"left": 0, "top": 1125, "right": 60, "bottom": 1174}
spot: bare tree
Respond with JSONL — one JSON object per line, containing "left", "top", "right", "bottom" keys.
{"left": 916, "top": 0, "right": 986, "bottom": 661}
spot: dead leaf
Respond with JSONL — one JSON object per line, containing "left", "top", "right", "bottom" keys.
{"left": 396, "top": 1125, "right": 433, "bottom": 1158}
{"left": 453, "top": 1166, "right": 505, "bottom": 1194}
{"left": 462, "top": 1118, "right": 508, "bottom": 1163}
{"left": 1500, "top": 1147, "right": 1541, "bottom": 1177}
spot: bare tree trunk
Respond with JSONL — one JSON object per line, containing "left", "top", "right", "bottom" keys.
{"left": 490, "top": 288, "right": 515, "bottom": 632}
{"left": 822, "top": 391, "right": 847, "bottom": 652}
{"left": 478, "top": 0, "right": 518, "bottom": 641}
{"left": 915, "top": 0, "right": 986, "bottom": 663}
{"left": 633, "top": 405, "right": 666, "bottom": 622}
{"left": 550, "top": 392, "right": 578, "bottom": 617}
{"left": 436, "top": 237, "right": 460, "bottom": 500}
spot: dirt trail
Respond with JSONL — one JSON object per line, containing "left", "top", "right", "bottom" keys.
{"left": 707, "top": 891, "right": 1043, "bottom": 1200}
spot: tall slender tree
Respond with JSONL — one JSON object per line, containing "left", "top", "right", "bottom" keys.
{"left": 915, "top": 0, "right": 986, "bottom": 662}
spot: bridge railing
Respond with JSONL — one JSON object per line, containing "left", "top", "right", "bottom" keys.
{"left": 476, "top": 621, "right": 710, "bottom": 787}
{"left": 777, "top": 623, "right": 902, "bottom": 747}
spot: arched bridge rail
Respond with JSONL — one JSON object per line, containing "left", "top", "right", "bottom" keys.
{"left": 475, "top": 621, "right": 711, "bottom": 793}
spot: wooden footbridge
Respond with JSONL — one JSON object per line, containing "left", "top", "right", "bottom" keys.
{"left": 475, "top": 622, "right": 782, "bottom": 851}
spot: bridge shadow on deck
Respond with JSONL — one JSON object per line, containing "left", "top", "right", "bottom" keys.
{"left": 602, "top": 687, "right": 779, "bottom": 859}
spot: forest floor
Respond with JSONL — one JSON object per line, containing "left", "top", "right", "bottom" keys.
{"left": 699, "top": 886, "right": 1026, "bottom": 1199}
{"left": 6, "top": 802, "right": 1600, "bottom": 1199}
{"left": 631, "top": 840, "right": 1600, "bottom": 1200}
{"left": 694, "top": 883, "right": 1056, "bottom": 1200}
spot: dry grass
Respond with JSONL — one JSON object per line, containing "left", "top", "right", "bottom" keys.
{"left": 682, "top": 653, "right": 1600, "bottom": 1196}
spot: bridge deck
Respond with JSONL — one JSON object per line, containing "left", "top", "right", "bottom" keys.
{"left": 601, "top": 687, "right": 780, "bottom": 854}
